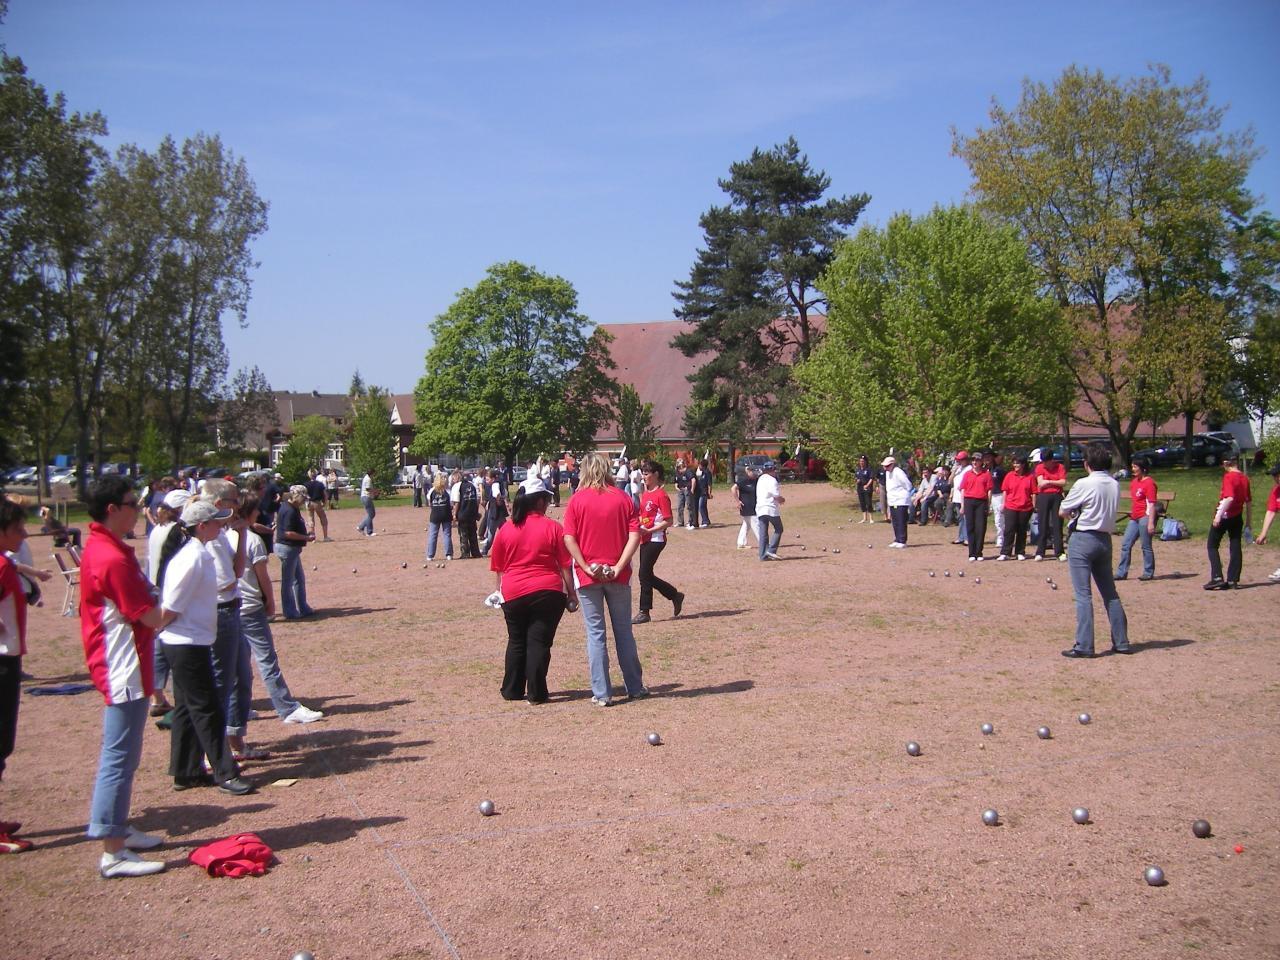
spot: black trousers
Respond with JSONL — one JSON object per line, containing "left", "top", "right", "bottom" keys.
{"left": 501, "top": 590, "right": 567, "bottom": 703}
{"left": 889, "top": 505, "right": 909, "bottom": 543}
{"left": 457, "top": 518, "right": 479, "bottom": 558}
{"left": 0, "top": 655, "right": 20, "bottom": 779}
{"left": 964, "top": 499, "right": 989, "bottom": 558}
{"left": 1035, "top": 492, "right": 1064, "bottom": 557}
{"left": 637, "top": 541, "right": 679, "bottom": 612}
{"left": 1207, "top": 513, "right": 1244, "bottom": 583}
{"left": 163, "top": 643, "right": 238, "bottom": 782}
{"left": 412, "top": 487, "right": 423, "bottom": 507}
{"left": 1004, "top": 509, "right": 1032, "bottom": 557}
{"left": 857, "top": 485, "right": 874, "bottom": 513}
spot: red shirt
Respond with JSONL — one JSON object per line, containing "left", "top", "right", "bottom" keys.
{"left": 0, "top": 555, "right": 28, "bottom": 657}
{"left": 488, "top": 512, "right": 570, "bottom": 603}
{"left": 1130, "top": 476, "right": 1158, "bottom": 521}
{"left": 1219, "top": 471, "right": 1251, "bottom": 519}
{"left": 1268, "top": 482, "right": 1279, "bottom": 514}
{"left": 639, "top": 488, "right": 673, "bottom": 543}
{"left": 80, "top": 521, "right": 158, "bottom": 704}
{"left": 1035, "top": 462, "right": 1066, "bottom": 494}
{"left": 1001, "top": 471, "right": 1037, "bottom": 512}
{"left": 562, "top": 485, "right": 640, "bottom": 586}
{"left": 960, "top": 468, "right": 993, "bottom": 500}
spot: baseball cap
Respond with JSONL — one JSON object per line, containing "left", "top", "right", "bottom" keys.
{"left": 761, "top": 460, "right": 778, "bottom": 470}
{"left": 521, "top": 476, "right": 551, "bottom": 497}
{"left": 955, "top": 451, "right": 969, "bottom": 461}
{"left": 181, "top": 499, "right": 232, "bottom": 526}
{"left": 881, "top": 456, "right": 896, "bottom": 467}
{"left": 162, "top": 489, "right": 191, "bottom": 510}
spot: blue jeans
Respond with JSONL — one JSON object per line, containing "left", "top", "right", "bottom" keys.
{"left": 757, "top": 515, "right": 782, "bottom": 559}
{"left": 1067, "top": 530, "right": 1129, "bottom": 654}
{"left": 698, "top": 494, "right": 710, "bottom": 526}
{"left": 954, "top": 505, "right": 968, "bottom": 544}
{"left": 675, "top": 489, "right": 689, "bottom": 526}
{"left": 358, "top": 496, "right": 376, "bottom": 534}
{"left": 274, "top": 543, "right": 312, "bottom": 618}
{"left": 240, "top": 608, "right": 301, "bottom": 719}
{"left": 210, "top": 604, "right": 243, "bottom": 731}
{"left": 1116, "top": 518, "right": 1154, "bottom": 579}
{"left": 578, "top": 582, "right": 644, "bottom": 700}
{"left": 427, "top": 521, "right": 454, "bottom": 560}
{"left": 87, "top": 697, "right": 149, "bottom": 839}
{"left": 153, "top": 638, "right": 170, "bottom": 695}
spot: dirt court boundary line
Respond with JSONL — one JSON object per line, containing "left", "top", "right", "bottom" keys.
{"left": 381, "top": 729, "right": 1273, "bottom": 849}
{"left": 319, "top": 741, "right": 463, "bottom": 959}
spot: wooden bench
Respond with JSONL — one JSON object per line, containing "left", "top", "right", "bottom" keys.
{"left": 1117, "top": 489, "right": 1176, "bottom": 525}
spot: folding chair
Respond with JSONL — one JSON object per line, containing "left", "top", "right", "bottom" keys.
{"left": 52, "top": 551, "right": 80, "bottom": 617}
{"left": 67, "top": 543, "right": 82, "bottom": 567}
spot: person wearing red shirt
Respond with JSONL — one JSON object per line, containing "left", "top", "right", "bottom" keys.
{"left": 489, "top": 478, "right": 577, "bottom": 704}
{"left": 562, "top": 453, "right": 646, "bottom": 707}
{"left": 0, "top": 498, "right": 32, "bottom": 855}
{"left": 998, "top": 455, "right": 1038, "bottom": 560}
{"left": 1205, "top": 455, "right": 1252, "bottom": 589}
{"left": 79, "top": 476, "right": 168, "bottom": 877}
{"left": 1116, "top": 458, "right": 1158, "bottom": 581}
{"left": 1033, "top": 451, "right": 1068, "bottom": 561}
{"left": 960, "top": 456, "right": 994, "bottom": 561}
{"left": 632, "top": 461, "right": 686, "bottom": 625}
{"left": 1253, "top": 462, "right": 1280, "bottom": 582}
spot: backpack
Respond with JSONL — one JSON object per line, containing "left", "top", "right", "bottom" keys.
{"left": 1159, "top": 517, "right": 1187, "bottom": 541}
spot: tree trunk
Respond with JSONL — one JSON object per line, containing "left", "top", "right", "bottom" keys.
{"left": 1183, "top": 412, "right": 1195, "bottom": 469}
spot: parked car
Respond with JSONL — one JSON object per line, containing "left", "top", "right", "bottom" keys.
{"left": 1199, "top": 431, "right": 1241, "bottom": 459}
{"left": 734, "top": 454, "right": 772, "bottom": 478}
{"left": 510, "top": 466, "right": 529, "bottom": 482}
{"left": 1132, "top": 434, "right": 1234, "bottom": 468}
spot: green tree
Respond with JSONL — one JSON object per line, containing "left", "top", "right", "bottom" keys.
{"left": 673, "top": 137, "right": 869, "bottom": 453}
{"left": 616, "top": 384, "right": 659, "bottom": 459}
{"left": 217, "top": 365, "right": 277, "bottom": 451}
{"left": 1236, "top": 311, "right": 1280, "bottom": 439}
{"left": 348, "top": 369, "right": 367, "bottom": 399}
{"left": 275, "top": 414, "right": 334, "bottom": 485}
{"left": 147, "top": 133, "right": 269, "bottom": 467}
{"left": 795, "top": 206, "right": 1071, "bottom": 487}
{"left": 411, "top": 261, "right": 619, "bottom": 468}
{"left": 137, "top": 420, "right": 169, "bottom": 478}
{"left": 953, "top": 65, "right": 1260, "bottom": 463}
{"left": 349, "top": 387, "right": 397, "bottom": 495}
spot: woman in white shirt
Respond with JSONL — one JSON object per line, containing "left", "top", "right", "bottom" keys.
{"left": 145, "top": 488, "right": 188, "bottom": 717}
{"left": 155, "top": 499, "right": 254, "bottom": 796}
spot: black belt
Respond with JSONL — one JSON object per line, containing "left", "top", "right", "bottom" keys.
{"left": 217, "top": 598, "right": 242, "bottom": 610}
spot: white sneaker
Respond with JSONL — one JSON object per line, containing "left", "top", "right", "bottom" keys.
{"left": 1033, "top": 555, "right": 1044, "bottom": 562}
{"left": 685, "top": 525, "right": 694, "bottom": 530}
{"left": 283, "top": 705, "right": 324, "bottom": 724}
{"left": 591, "top": 696, "right": 612, "bottom": 707}
{"left": 100, "top": 849, "right": 165, "bottom": 878}
{"left": 1268, "top": 567, "right": 1280, "bottom": 582}
{"left": 766, "top": 552, "right": 783, "bottom": 560}
{"left": 1017, "top": 555, "right": 1027, "bottom": 561}
{"left": 124, "top": 827, "right": 164, "bottom": 851}
{"left": 1058, "top": 554, "right": 1067, "bottom": 561}
{"left": 975, "top": 556, "right": 985, "bottom": 562}
{"left": 996, "top": 555, "right": 1006, "bottom": 562}
{"left": 968, "top": 556, "right": 976, "bottom": 562}
{"left": 368, "top": 532, "right": 376, "bottom": 538}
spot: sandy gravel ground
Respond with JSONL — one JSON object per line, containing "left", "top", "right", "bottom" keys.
{"left": 3, "top": 484, "right": 1277, "bottom": 960}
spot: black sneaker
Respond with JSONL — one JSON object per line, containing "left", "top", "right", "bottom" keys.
{"left": 173, "top": 774, "right": 214, "bottom": 792}
{"left": 1203, "top": 579, "right": 1226, "bottom": 591}
{"left": 1112, "top": 646, "right": 1135, "bottom": 654}
{"left": 217, "top": 777, "right": 256, "bottom": 796}
{"left": 672, "top": 592, "right": 685, "bottom": 618}
{"left": 631, "top": 612, "right": 651, "bottom": 625}
{"left": 1138, "top": 575, "right": 1154, "bottom": 582}
{"left": 1061, "top": 648, "right": 1097, "bottom": 659}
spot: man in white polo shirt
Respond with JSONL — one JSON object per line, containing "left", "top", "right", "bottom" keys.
{"left": 754, "top": 461, "right": 785, "bottom": 561}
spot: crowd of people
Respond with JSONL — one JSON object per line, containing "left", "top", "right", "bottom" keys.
{"left": 0, "top": 441, "right": 1277, "bottom": 871}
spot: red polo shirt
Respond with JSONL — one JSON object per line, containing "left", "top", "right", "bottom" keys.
{"left": 488, "top": 513, "right": 571, "bottom": 603}
{"left": 1130, "top": 476, "right": 1158, "bottom": 521}
{"left": 1219, "top": 471, "right": 1250, "bottom": 519}
{"left": 1035, "top": 462, "right": 1066, "bottom": 494}
{"left": 960, "top": 468, "right": 993, "bottom": 500}
{"left": 1001, "top": 472, "right": 1037, "bottom": 512}
{"left": 562, "top": 486, "right": 640, "bottom": 586}
{"left": 80, "top": 521, "right": 157, "bottom": 704}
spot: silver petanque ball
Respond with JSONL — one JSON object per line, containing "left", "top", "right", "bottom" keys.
{"left": 312, "top": 565, "right": 317, "bottom": 571}
{"left": 1037, "top": 726, "right": 1051, "bottom": 739}
{"left": 906, "top": 741, "right": 921, "bottom": 757}
{"left": 958, "top": 569, "right": 965, "bottom": 578}
{"left": 1144, "top": 865, "right": 1166, "bottom": 886}
{"left": 974, "top": 577, "right": 981, "bottom": 584}
{"left": 929, "top": 570, "right": 935, "bottom": 577}
{"left": 833, "top": 548, "right": 841, "bottom": 554}
{"left": 351, "top": 567, "right": 357, "bottom": 574}
{"left": 478, "top": 799, "right": 495, "bottom": 817}
{"left": 292, "top": 952, "right": 316, "bottom": 960}
{"left": 1046, "top": 576, "right": 1053, "bottom": 583}
{"left": 646, "top": 732, "right": 662, "bottom": 746}
{"left": 982, "top": 808, "right": 1000, "bottom": 827}
{"left": 981, "top": 722, "right": 994, "bottom": 735}
{"left": 401, "top": 562, "right": 407, "bottom": 569}
{"left": 1072, "top": 807, "right": 1090, "bottom": 825}
{"left": 1078, "top": 712, "right": 1092, "bottom": 725}
{"left": 944, "top": 570, "right": 951, "bottom": 577}
{"left": 1192, "top": 819, "right": 1212, "bottom": 839}
{"left": 1051, "top": 583, "right": 1058, "bottom": 590}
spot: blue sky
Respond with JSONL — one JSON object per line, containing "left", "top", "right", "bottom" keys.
{"left": 6, "top": 1, "right": 1279, "bottom": 395}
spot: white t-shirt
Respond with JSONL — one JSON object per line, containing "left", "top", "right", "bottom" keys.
{"left": 951, "top": 465, "right": 971, "bottom": 504}
{"left": 449, "top": 481, "right": 462, "bottom": 504}
{"left": 360, "top": 474, "right": 373, "bottom": 498}
{"left": 630, "top": 468, "right": 643, "bottom": 496}
{"left": 205, "top": 529, "right": 241, "bottom": 603}
{"left": 147, "top": 521, "right": 175, "bottom": 584}
{"left": 158, "top": 539, "right": 217, "bottom": 647}
{"left": 229, "top": 529, "right": 269, "bottom": 615}
{"left": 755, "top": 473, "right": 782, "bottom": 517}
{"left": 615, "top": 462, "right": 629, "bottom": 482}
{"left": 1059, "top": 471, "right": 1117, "bottom": 533}
{"left": 885, "top": 467, "right": 913, "bottom": 507}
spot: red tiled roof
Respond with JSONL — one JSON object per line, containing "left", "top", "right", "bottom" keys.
{"left": 595, "top": 321, "right": 704, "bottom": 442}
